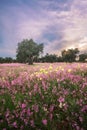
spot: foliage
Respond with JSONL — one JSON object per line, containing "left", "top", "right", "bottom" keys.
{"left": 0, "top": 57, "right": 16, "bottom": 63}
{"left": 39, "top": 53, "right": 58, "bottom": 63}
{"left": 62, "top": 48, "right": 79, "bottom": 62}
{"left": 1, "top": 46, "right": 87, "bottom": 63}
{"left": 16, "top": 39, "right": 43, "bottom": 64}
{"left": 79, "top": 53, "right": 87, "bottom": 62}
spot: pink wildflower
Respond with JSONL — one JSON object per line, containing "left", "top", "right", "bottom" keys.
{"left": 12, "top": 121, "right": 17, "bottom": 128}
{"left": 58, "top": 97, "right": 64, "bottom": 103}
{"left": 30, "top": 120, "right": 35, "bottom": 127}
{"left": 21, "top": 103, "right": 26, "bottom": 109}
{"left": 42, "top": 119, "right": 47, "bottom": 125}
{"left": 3, "top": 128, "right": 6, "bottom": 130}
{"left": 49, "top": 113, "right": 53, "bottom": 121}
{"left": 49, "top": 105, "right": 54, "bottom": 112}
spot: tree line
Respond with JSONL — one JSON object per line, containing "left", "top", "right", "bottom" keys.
{"left": 0, "top": 39, "right": 87, "bottom": 64}
{"left": 0, "top": 57, "right": 16, "bottom": 63}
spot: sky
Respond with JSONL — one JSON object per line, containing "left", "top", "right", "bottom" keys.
{"left": 0, "top": 0, "right": 87, "bottom": 58}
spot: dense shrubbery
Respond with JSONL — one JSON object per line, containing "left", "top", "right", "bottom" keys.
{"left": 0, "top": 57, "right": 16, "bottom": 63}
{"left": 0, "top": 63, "right": 87, "bottom": 130}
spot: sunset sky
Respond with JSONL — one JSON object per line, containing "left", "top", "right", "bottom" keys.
{"left": 0, "top": 0, "right": 87, "bottom": 58}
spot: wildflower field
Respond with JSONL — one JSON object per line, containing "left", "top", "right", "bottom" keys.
{"left": 0, "top": 63, "right": 87, "bottom": 130}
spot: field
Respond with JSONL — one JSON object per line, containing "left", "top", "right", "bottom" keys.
{"left": 0, "top": 63, "right": 87, "bottom": 130}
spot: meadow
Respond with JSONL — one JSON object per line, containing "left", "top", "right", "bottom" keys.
{"left": 0, "top": 63, "right": 87, "bottom": 130}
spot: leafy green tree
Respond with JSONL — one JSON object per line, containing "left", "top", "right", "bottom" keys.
{"left": 39, "top": 53, "right": 58, "bottom": 63}
{"left": 57, "top": 56, "right": 63, "bottom": 62}
{"left": 0, "top": 57, "right": 15, "bottom": 63}
{"left": 16, "top": 39, "right": 43, "bottom": 64}
{"left": 46, "top": 53, "right": 58, "bottom": 62}
{"left": 0, "top": 57, "right": 4, "bottom": 63}
{"left": 79, "top": 53, "right": 87, "bottom": 62}
{"left": 62, "top": 48, "right": 79, "bottom": 62}
{"left": 4, "top": 57, "right": 13, "bottom": 63}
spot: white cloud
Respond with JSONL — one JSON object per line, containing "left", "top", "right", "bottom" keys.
{"left": 0, "top": 0, "right": 87, "bottom": 57}
{"left": 0, "top": 3, "right": 51, "bottom": 57}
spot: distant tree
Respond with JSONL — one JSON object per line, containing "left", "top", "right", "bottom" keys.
{"left": 79, "top": 53, "right": 87, "bottom": 62}
{"left": 0, "top": 57, "right": 4, "bottom": 63}
{"left": 4, "top": 57, "right": 13, "bottom": 63}
{"left": 61, "top": 48, "right": 79, "bottom": 62}
{"left": 16, "top": 39, "right": 44, "bottom": 64}
{"left": 57, "top": 56, "right": 63, "bottom": 62}
{"left": 39, "top": 53, "right": 58, "bottom": 63}
{"left": 0, "top": 57, "right": 15, "bottom": 63}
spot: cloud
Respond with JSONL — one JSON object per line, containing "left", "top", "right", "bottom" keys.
{"left": 0, "top": 1, "right": 51, "bottom": 57}
{"left": 44, "top": 0, "right": 87, "bottom": 54}
{"left": 0, "top": 0, "right": 87, "bottom": 58}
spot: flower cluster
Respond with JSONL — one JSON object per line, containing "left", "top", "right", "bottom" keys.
{"left": 0, "top": 63, "right": 87, "bottom": 130}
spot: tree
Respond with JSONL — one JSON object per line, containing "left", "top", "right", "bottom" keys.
{"left": 0, "top": 57, "right": 4, "bottom": 63}
{"left": 79, "top": 53, "right": 87, "bottom": 62}
{"left": 0, "top": 57, "right": 14, "bottom": 63}
{"left": 16, "top": 39, "right": 44, "bottom": 64}
{"left": 44, "top": 53, "right": 58, "bottom": 63}
{"left": 57, "top": 56, "right": 63, "bottom": 62}
{"left": 39, "top": 53, "right": 58, "bottom": 63}
{"left": 61, "top": 48, "right": 79, "bottom": 62}
{"left": 4, "top": 57, "right": 13, "bottom": 63}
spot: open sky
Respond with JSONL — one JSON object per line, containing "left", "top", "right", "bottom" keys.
{"left": 0, "top": 0, "right": 87, "bottom": 58}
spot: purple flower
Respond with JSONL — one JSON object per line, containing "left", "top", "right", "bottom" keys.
{"left": 32, "top": 104, "right": 39, "bottom": 112}
{"left": 49, "top": 105, "right": 54, "bottom": 112}
{"left": 58, "top": 97, "right": 65, "bottom": 103}
{"left": 30, "top": 120, "right": 35, "bottom": 127}
{"left": 49, "top": 113, "right": 53, "bottom": 121}
{"left": 12, "top": 121, "right": 17, "bottom": 128}
{"left": 42, "top": 119, "right": 47, "bottom": 125}
{"left": 81, "top": 105, "right": 87, "bottom": 112}
{"left": 3, "top": 128, "right": 6, "bottom": 130}
{"left": 21, "top": 103, "right": 26, "bottom": 109}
